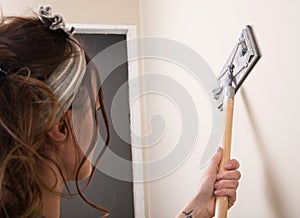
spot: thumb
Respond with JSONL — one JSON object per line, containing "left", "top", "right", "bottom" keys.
{"left": 205, "top": 147, "right": 223, "bottom": 175}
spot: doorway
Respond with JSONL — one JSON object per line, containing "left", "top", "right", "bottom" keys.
{"left": 60, "top": 25, "right": 145, "bottom": 218}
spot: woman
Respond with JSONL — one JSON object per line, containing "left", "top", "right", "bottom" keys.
{"left": 0, "top": 6, "right": 240, "bottom": 218}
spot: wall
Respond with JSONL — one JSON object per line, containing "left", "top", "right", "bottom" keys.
{"left": 0, "top": 0, "right": 140, "bottom": 27}
{"left": 139, "top": 0, "right": 300, "bottom": 218}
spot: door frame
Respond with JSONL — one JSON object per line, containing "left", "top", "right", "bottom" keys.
{"left": 70, "top": 24, "right": 145, "bottom": 218}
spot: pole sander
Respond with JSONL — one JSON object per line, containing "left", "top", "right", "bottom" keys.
{"left": 212, "top": 25, "right": 261, "bottom": 218}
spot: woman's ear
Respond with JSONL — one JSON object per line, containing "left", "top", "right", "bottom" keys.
{"left": 47, "top": 122, "right": 67, "bottom": 143}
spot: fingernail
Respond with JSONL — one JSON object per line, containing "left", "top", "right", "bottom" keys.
{"left": 224, "top": 163, "right": 232, "bottom": 169}
{"left": 214, "top": 182, "right": 219, "bottom": 189}
{"left": 214, "top": 190, "right": 221, "bottom": 195}
{"left": 217, "top": 174, "right": 223, "bottom": 180}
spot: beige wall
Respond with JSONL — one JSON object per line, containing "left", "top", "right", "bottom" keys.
{"left": 0, "top": 0, "right": 140, "bottom": 28}
{"left": 140, "top": 0, "right": 300, "bottom": 218}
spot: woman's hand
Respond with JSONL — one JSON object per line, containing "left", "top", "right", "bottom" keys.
{"left": 176, "top": 147, "right": 241, "bottom": 218}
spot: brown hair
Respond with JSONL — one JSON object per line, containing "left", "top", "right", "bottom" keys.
{"left": 0, "top": 12, "right": 110, "bottom": 217}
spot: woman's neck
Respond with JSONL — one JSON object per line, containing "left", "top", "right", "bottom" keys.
{"left": 40, "top": 164, "right": 64, "bottom": 218}
{"left": 41, "top": 189, "right": 62, "bottom": 218}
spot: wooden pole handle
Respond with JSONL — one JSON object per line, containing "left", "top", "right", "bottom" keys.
{"left": 215, "top": 98, "right": 234, "bottom": 218}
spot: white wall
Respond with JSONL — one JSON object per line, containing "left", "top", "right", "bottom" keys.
{"left": 140, "top": 0, "right": 300, "bottom": 218}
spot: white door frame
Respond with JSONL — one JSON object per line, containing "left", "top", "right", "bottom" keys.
{"left": 71, "top": 24, "right": 145, "bottom": 218}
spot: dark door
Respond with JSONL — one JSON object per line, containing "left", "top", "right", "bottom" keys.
{"left": 60, "top": 34, "right": 134, "bottom": 218}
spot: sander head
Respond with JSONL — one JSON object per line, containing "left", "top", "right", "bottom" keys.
{"left": 213, "top": 25, "right": 261, "bottom": 111}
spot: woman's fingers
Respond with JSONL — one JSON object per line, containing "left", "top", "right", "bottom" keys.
{"left": 228, "top": 191, "right": 237, "bottom": 208}
{"left": 214, "top": 187, "right": 237, "bottom": 208}
{"left": 214, "top": 160, "right": 240, "bottom": 209}
{"left": 224, "top": 159, "right": 240, "bottom": 170}
{"left": 214, "top": 186, "right": 237, "bottom": 205}
{"left": 214, "top": 187, "right": 237, "bottom": 198}
{"left": 212, "top": 158, "right": 240, "bottom": 210}
{"left": 214, "top": 179, "right": 239, "bottom": 190}
{"left": 217, "top": 170, "right": 241, "bottom": 180}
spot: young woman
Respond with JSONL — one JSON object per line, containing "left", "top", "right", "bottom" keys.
{"left": 0, "top": 6, "right": 240, "bottom": 218}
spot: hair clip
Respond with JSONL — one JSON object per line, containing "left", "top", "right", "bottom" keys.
{"left": 38, "top": 6, "right": 75, "bottom": 35}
